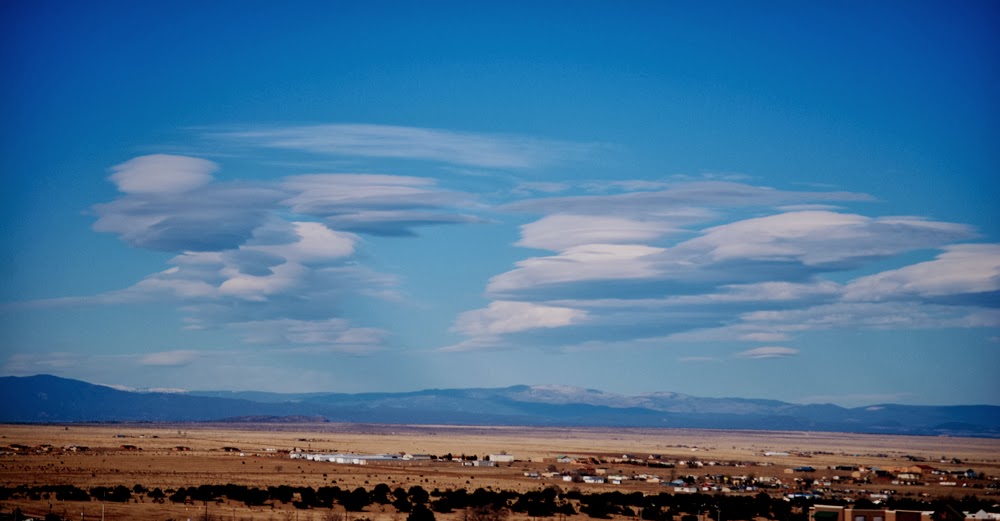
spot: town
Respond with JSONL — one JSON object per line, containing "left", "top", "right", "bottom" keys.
{"left": 1, "top": 424, "right": 997, "bottom": 521}
{"left": 285, "top": 449, "right": 996, "bottom": 501}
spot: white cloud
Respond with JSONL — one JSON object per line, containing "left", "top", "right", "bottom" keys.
{"left": 210, "top": 124, "right": 594, "bottom": 169}
{"left": 581, "top": 179, "right": 672, "bottom": 192}
{"left": 109, "top": 154, "right": 218, "bottom": 194}
{"left": 736, "top": 346, "right": 799, "bottom": 359}
{"left": 678, "top": 211, "right": 977, "bottom": 266}
{"left": 457, "top": 179, "right": 990, "bottom": 352}
{"left": 739, "top": 332, "right": 792, "bottom": 342}
{"left": 484, "top": 210, "right": 977, "bottom": 299}
{"left": 740, "top": 301, "right": 1000, "bottom": 331}
{"left": 844, "top": 243, "right": 1000, "bottom": 301}
{"left": 218, "top": 261, "right": 307, "bottom": 301}
{"left": 140, "top": 350, "right": 201, "bottom": 366}
{"left": 655, "top": 280, "right": 843, "bottom": 305}
{"left": 64, "top": 153, "right": 496, "bottom": 356}
{"left": 517, "top": 214, "right": 679, "bottom": 252}
{"left": 451, "top": 301, "right": 588, "bottom": 336}
{"left": 663, "top": 325, "right": 792, "bottom": 343}
{"left": 671, "top": 172, "right": 753, "bottom": 182}
{"left": 512, "top": 181, "right": 570, "bottom": 196}
{"left": 4, "top": 350, "right": 209, "bottom": 376}
{"left": 282, "top": 174, "right": 451, "bottom": 213}
{"left": 776, "top": 204, "right": 845, "bottom": 212}
{"left": 678, "top": 356, "right": 720, "bottom": 363}
{"left": 61, "top": 222, "right": 361, "bottom": 306}
{"left": 505, "top": 181, "right": 874, "bottom": 215}
{"left": 233, "top": 318, "right": 388, "bottom": 355}
{"left": 437, "top": 335, "right": 507, "bottom": 353}
{"left": 324, "top": 210, "right": 483, "bottom": 233}
{"left": 3, "top": 352, "right": 89, "bottom": 372}
{"left": 94, "top": 158, "right": 484, "bottom": 253}
{"left": 92, "top": 182, "right": 284, "bottom": 252}
{"left": 281, "top": 174, "right": 480, "bottom": 235}
{"left": 24, "top": 136, "right": 1000, "bottom": 368}
{"left": 505, "top": 280, "right": 841, "bottom": 347}
{"left": 129, "top": 270, "right": 221, "bottom": 300}
{"left": 658, "top": 299, "right": 999, "bottom": 350}
{"left": 487, "top": 243, "right": 666, "bottom": 295}
{"left": 251, "top": 221, "right": 357, "bottom": 264}
{"left": 547, "top": 280, "right": 840, "bottom": 309}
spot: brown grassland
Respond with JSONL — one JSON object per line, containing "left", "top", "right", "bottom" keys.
{"left": 1, "top": 423, "right": 997, "bottom": 521}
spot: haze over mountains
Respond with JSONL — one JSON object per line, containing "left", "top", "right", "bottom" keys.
{"left": 2, "top": 375, "right": 998, "bottom": 437}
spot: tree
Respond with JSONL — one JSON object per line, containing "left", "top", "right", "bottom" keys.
{"left": 642, "top": 505, "right": 665, "bottom": 521}
{"left": 53, "top": 485, "right": 89, "bottom": 502}
{"left": 854, "top": 498, "right": 876, "bottom": 509}
{"left": 169, "top": 488, "right": 189, "bottom": 504}
{"left": 408, "top": 486, "right": 430, "bottom": 505}
{"left": 106, "top": 485, "right": 132, "bottom": 503}
{"left": 269, "top": 485, "right": 295, "bottom": 504}
{"left": 342, "top": 487, "right": 371, "bottom": 512}
{"left": 580, "top": 497, "right": 613, "bottom": 520}
{"left": 242, "top": 487, "right": 269, "bottom": 508}
{"left": 464, "top": 505, "right": 509, "bottom": 521}
{"left": 372, "top": 484, "right": 392, "bottom": 505}
{"left": 394, "top": 496, "right": 413, "bottom": 513}
{"left": 408, "top": 503, "right": 436, "bottom": 521}
{"left": 432, "top": 497, "right": 454, "bottom": 514}
{"left": 147, "top": 488, "right": 166, "bottom": 504}
{"left": 754, "top": 491, "right": 772, "bottom": 518}
{"left": 556, "top": 502, "right": 577, "bottom": 516}
{"left": 297, "top": 488, "right": 318, "bottom": 509}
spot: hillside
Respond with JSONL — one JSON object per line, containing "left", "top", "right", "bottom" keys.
{"left": 1, "top": 375, "right": 997, "bottom": 437}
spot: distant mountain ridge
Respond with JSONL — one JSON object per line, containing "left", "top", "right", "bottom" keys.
{"left": 1, "top": 375, "right": 998, "bottom": 437}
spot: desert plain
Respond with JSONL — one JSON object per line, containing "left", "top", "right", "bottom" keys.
{"left": 1, "top": 423, "right": 997, "bottom": 521}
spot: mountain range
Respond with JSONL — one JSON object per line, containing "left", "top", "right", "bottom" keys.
{"left": 2, "top": 375, "right": 998, "bottom": 437}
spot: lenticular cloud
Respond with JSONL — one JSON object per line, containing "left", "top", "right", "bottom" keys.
{"left": 109, "top": 154, "right": 218, "bottom": 194}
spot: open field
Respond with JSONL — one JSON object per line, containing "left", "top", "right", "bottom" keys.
{"left": 1, "top": 423, "right": 997, "bottom": 520}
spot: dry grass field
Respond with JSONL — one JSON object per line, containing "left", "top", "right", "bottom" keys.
{"left": 1, "top": 423, "right": 997, "bottom": 521}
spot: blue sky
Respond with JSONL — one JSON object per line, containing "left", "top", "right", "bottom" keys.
{"left": 2, "top": 1, "right": 998, "bottom": 406}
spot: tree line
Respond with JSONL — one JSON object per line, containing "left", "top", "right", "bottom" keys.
{"left": 0, "top": 482, "right": 994, "bottom": 521}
